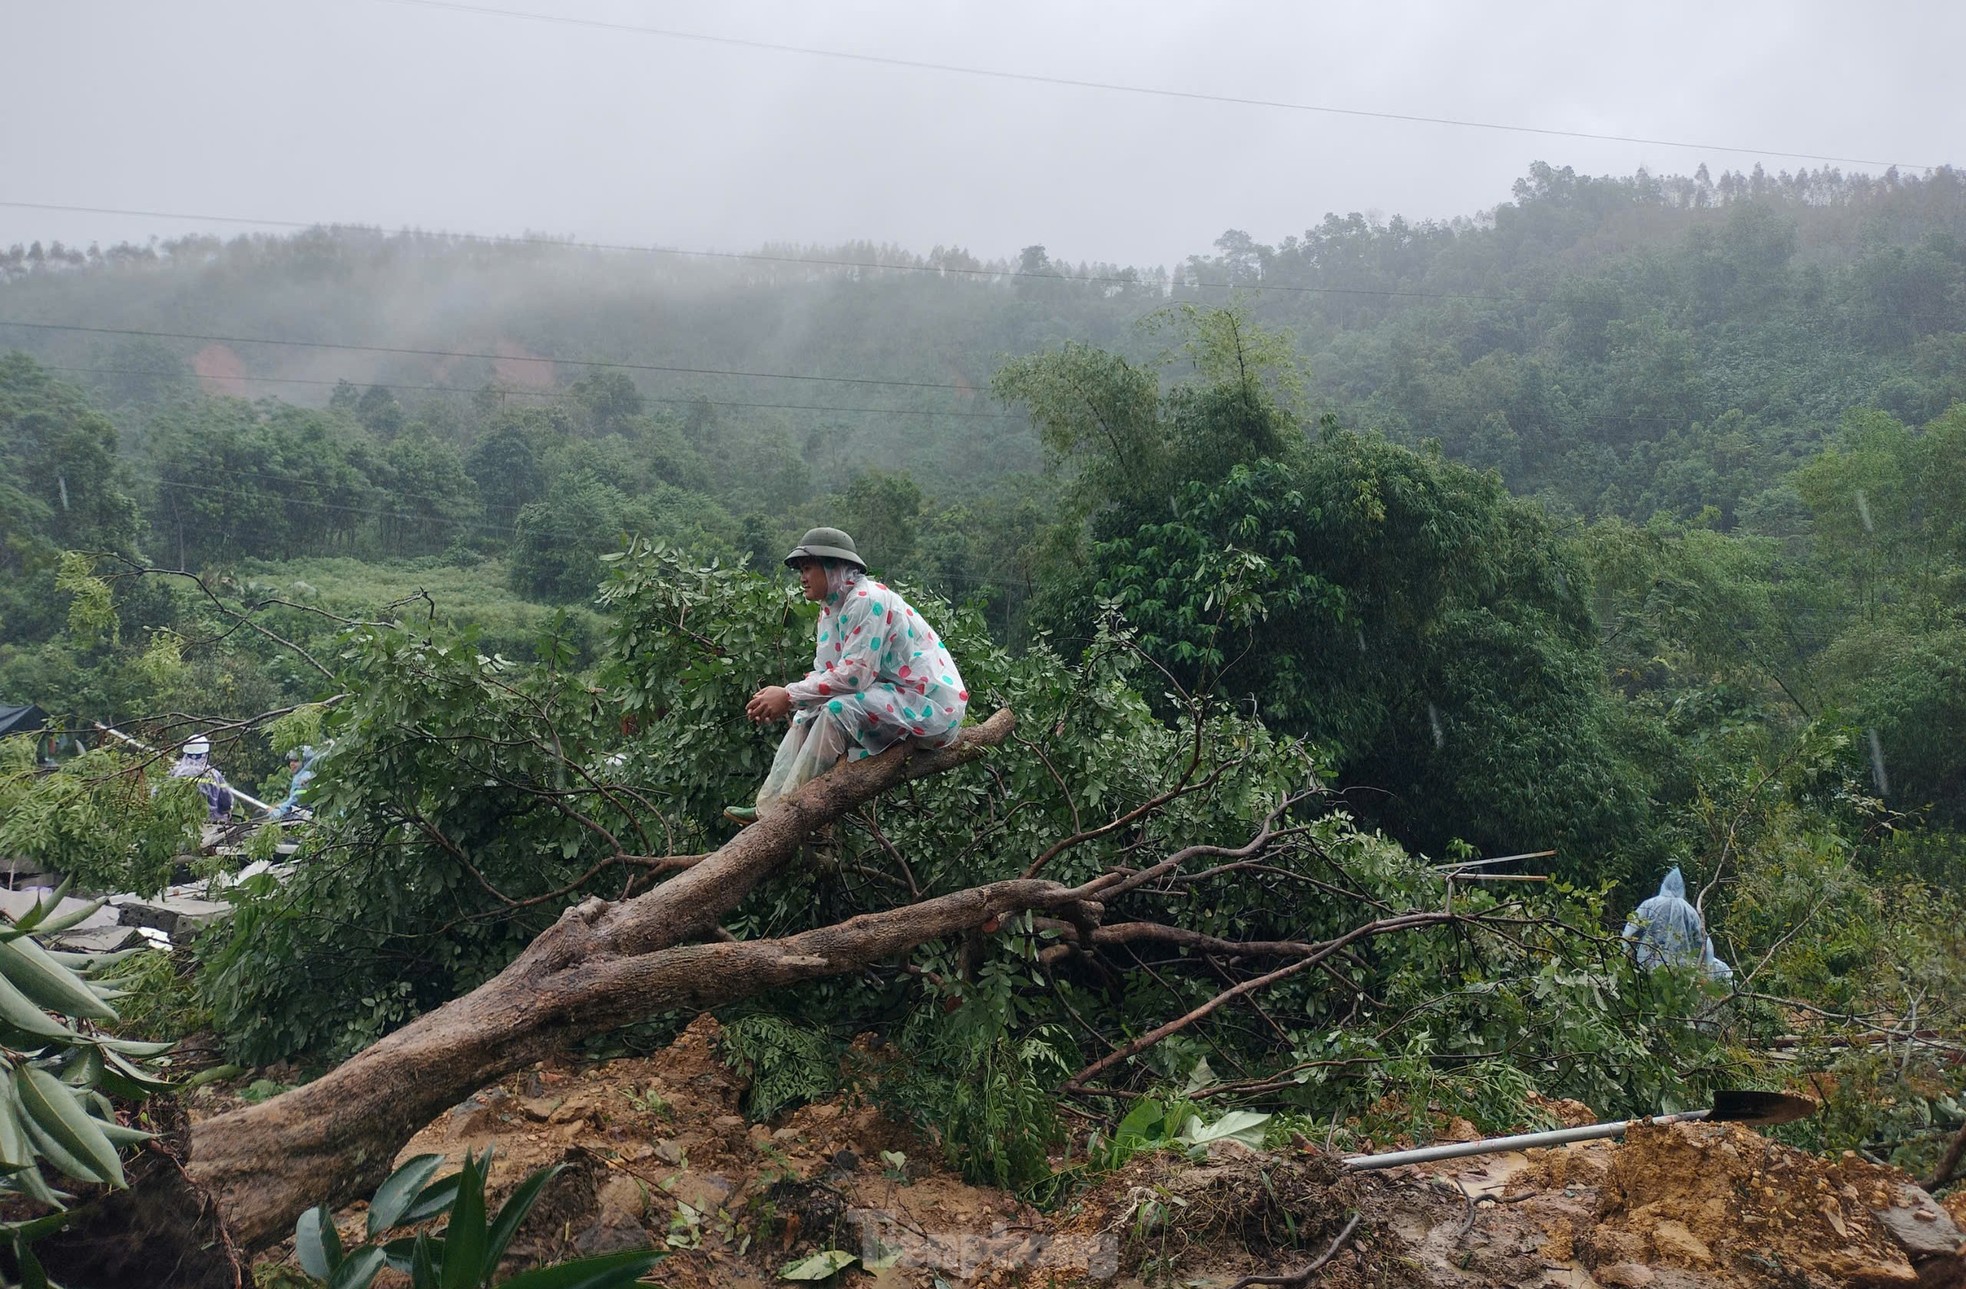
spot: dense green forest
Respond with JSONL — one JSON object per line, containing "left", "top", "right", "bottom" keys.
{"left": 2, "top": 162, "right": 1965, "bottom": 1231}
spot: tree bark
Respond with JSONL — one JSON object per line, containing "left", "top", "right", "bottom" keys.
{"left": 1925, "top": 1117, "right": 1966, "bottom": 1191}
{"left": 184, "top": 710, "right": 1016, "bottom": 1250}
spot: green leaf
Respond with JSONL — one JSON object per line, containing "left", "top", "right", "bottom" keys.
{"left": 368, "top": 1154, "right": 447, "bottom": 1236}
{"left": 4, "top": 880, "right": 74, "bottom": 934}
{"left": 95, "top": 1121, "right": 152, "bottom": 1147}
{"left": 30, "top": 900, "right": 112, "bottom": 939}
{"left": 1175, "top": 1109, "right": 1271, "bottom": 1149}
{"left": 485, "top": 1162, "right": 567, "bottom": 1271}
{"left": 439, "top": 1151, "right": 489, "bottom": 1289}
{"left": 1, "top": 1210, "right": 72, "bottom": 1243}
{"left": 328, "top": 1245, "right": 389, "bottom": 1289}
{"left": 397, "top": 1173, "right": 463, "bottom": 1228}
{"left": 496, "top": 1249, "right": 665, "bottom": 1289}
{"left": 780, "top": 1249, "right": 858, "bottom": 1280}
{"left": 0, "top": 971, "right": 75, "bottom": 1042}
{"left": 409, "top": 1232, "right": 440, "bottom": 1288}
{"left": 11, "top": 1235, "right": 49, "bottom": 1289}
{"left": 99, "top": 1037, "right": 176, "bottom": 1058}
{"left": 1113, "top": 1097, "right": 1164, "bottom": 1145}
{"left": 296, "top": 1205, "right": 344, "bottom": 1281}
{"left": 0, "top": 1082, "right": 34, "bottom": 1169}
{"left": 0, "top": 935, "right": 117, "bottom": 1022}
{"left": 15, "top": 1067, "right": 124, "bottom": 1187}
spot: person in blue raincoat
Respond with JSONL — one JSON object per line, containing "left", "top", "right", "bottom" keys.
{"left": 268, "top": 744, "right": 320, "bottom": 821}
{"left": 725, "top": 527, "right": 968, "bottom": 825}
{"left": 1623, "top": 866, "right": 1733, "bottom": 983}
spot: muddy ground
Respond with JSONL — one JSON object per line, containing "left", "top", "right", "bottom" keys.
{"left": 218, "top": 1015, "right": 1965, "bottom": 1289}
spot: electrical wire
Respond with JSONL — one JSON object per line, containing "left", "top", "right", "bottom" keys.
{"left": 23, "top": 353, "right": 1700, "bottom": 430}
{"left": 0, "top": 318, "right": 984, "bottom": 392}
{"left": 372, "top": 0, "right": 1936, "bottom": 171}
{"left": 123, "top": 471, "right": 1021, "bottom": 588}
{"left": 32, "top": 363, "right": 1019, "bottom": 420}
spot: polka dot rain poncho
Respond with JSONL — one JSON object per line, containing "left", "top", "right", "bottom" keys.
{"left": 787, "top": 566, "right": 968, "bottom": 750}
{"left": 754, "top": 564, "right": 969, "bottom": 811}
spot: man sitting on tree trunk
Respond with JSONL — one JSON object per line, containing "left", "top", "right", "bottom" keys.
{"left": 725, "top": 527, "right": 969, "bottom": 825}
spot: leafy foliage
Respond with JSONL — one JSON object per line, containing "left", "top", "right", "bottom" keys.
{"left": 0, "top": 739, "right": 205, "bottom": 897}
{"left": 878, "top": 952, "right": 1076, "bottom": 1198}
{"left": 1001, "top": 318, "right": 1655, "bottom": 877}
{"left": 0, "top": 888, "right": 175, "bottom": 1281}
{"left": 292, "top": 1150, "right": 662, "bottom": 1288}
{"left": 719, "top": 1014, "right": 841, "bottom": 1122}
{"left": 6, "top": 171, "right": 1966, "bottom": 1203}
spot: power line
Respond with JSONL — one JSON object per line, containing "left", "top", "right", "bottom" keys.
{"left": 376, "top": 0, "right": 1937, "bottom": 171}
{"left": 0, "top": 318, "right": 985, "bottom": 393}
{"left": 36, "top": 363, "right": 1019, "bottom": 420}
{"left": 26, "top": 352, "right": 1701, "bottom": 434}
{"left": 134, "top": 471, "right": 523, "bottom": 543}
{"left": 125, "top": 471, "right": 1022, "bottom": 590}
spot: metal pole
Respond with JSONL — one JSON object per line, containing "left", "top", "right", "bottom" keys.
{"left": 1340, "top": 1110, "right": 1712, "bottom": 1171}
{"left": 93, "top": 723, "right": 276, "bottom": 815}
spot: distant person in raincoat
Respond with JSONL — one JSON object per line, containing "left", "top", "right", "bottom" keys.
{"left": 725, "top": 528, "right": 968, "bottom": 826}
{"left": 169, "top": 735, "right": 235, "bottom": 823}
{"left": 268, "top": 744, "right": 320, "bottom": 821}
{"left": 1623, "top": 866, "right": 1734, "bottom": 983}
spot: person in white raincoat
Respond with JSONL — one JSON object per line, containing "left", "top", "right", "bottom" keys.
{"left": 726, "top": 527, "right": 968, "bottom": 824}
{"left": 1622, "top": 866, "right": 1733, "bottom": 983}
{"left": 168, "top": 734, "right": 235, "bottom": 823}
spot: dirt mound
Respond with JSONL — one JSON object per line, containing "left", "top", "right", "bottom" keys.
{"left": 1580, "top": 1120, "right": 1960, "bottom": 1289}
{"left": 380, "top": 1015, "right": 1032, "bottom": 1286}
{"left": 244, "top": 1024, "right": 1966, "bottom": 1287}
{"left": 1052, "top": 1141, "right": 1425, "bottom": 1288}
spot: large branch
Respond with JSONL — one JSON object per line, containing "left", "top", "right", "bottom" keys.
{"left": 184, "top": 710, "right": 1014, "bottom": 1249}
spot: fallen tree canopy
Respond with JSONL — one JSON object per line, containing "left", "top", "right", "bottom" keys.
{"left": 159, "top": 708, "right": 1637, "bottom": 1257}
{"left": 184, "top": 710, "right": 1022, "bottom": 1247}
{"left": 172, "top": 702, "right": 1515, "bottom": 1250}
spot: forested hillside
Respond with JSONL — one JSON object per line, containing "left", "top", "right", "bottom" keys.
{"left": 3, "top": 165, "right": 1965, "bottom": 1272}
{"left": 7, "top": 163, "right": 1965, "bottom": 523}
{"left": 5, "top": 163, "right": 1963, "bottom": 831}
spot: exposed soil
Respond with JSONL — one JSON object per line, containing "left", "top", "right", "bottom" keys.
{"left": 224, "top": 1015, "right": 1964, "bottom": 1289}
{"left": 190, "top": 343, "right": 249, "bottom": 397}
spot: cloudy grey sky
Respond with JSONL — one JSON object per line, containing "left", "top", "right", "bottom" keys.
{"left": 3, "top": 1, "right": 1960, "bottom": 269}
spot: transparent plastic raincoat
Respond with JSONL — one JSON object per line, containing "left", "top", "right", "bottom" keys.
{"left": 269, "top": 745, "right": 320, "bottom": 821}
{"left": 169, "top": 748, "right": 235, "bottom": 822}
{"left": 754, "top": 565, "right": 968, "bottom": 812}
{"left": 1622, "top": 867, "right": 1734, "bottom": 982}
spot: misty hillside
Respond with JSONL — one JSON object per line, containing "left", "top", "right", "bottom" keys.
{"left": 5, "top": 162, "right": 1965, "bottom": 528}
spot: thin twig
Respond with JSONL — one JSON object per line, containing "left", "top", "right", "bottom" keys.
{"left": 1226, "top": 1213, "right": 1361, "bottom": 1289}
{"left": 1064, "top": 910, "right": 1474, "bottom": 1090}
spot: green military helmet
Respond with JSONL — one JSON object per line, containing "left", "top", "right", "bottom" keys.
{"left": 784, "top": 527, "right": 866, "bottom": 570}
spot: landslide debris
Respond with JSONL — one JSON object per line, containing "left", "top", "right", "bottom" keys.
{"left": 227, "top": 1017, "right": 1966, "bottom": 1288}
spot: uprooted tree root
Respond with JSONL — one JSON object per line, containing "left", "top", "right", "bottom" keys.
{"left": 27, "top": 1100, "right": 241, "bottom": 1289}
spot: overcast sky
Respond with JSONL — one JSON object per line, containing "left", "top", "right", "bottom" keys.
{"left": 3, "top": 0, "right": 1960, "bottom": 270}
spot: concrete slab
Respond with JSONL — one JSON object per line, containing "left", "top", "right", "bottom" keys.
{"left": 46, "top": 925, "right": 147, "bottom": 954}
{"left": 0, "top": 856, "right": 59, "bottom": 886}
{"left": 115, "top": 897, "right": 233, "bottom": 938}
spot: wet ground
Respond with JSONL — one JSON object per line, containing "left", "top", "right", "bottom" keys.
{"left": 217, "top": 1015, "right": 1965, "bottom": 1288}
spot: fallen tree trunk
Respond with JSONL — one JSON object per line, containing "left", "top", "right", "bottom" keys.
{"left": 183, "top": 710, "right": 1016, "bottom": 1250}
